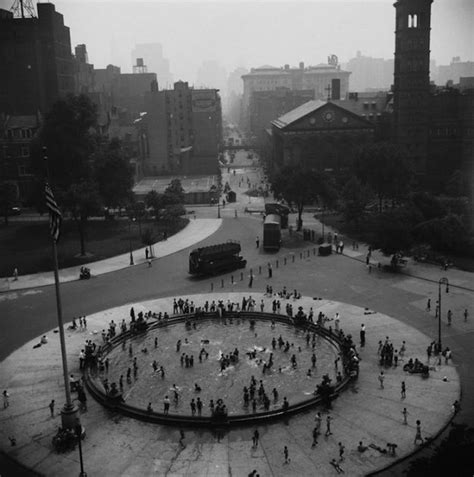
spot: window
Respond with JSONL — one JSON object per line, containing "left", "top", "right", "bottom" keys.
{"left": 408, "top": 14, "right": 418, "bottom": 28}
{"left": 18, "top": 165, "right": 30, "bottom": 176}
{"left": 21, "top": 146, "right": 29, "bottom": 157}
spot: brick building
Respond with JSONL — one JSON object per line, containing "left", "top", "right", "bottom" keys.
{"left": 0, "top": 3, "right": 75, "bottom": 116}
{"left": 136, "top": 82, "right": 222, "bottom": 176}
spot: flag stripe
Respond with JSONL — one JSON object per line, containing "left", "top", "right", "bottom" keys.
{"left": 45, "top": 183, "right": 62, "bottom": 242}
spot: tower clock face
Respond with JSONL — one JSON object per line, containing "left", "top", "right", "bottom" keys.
{"left": 309, "top": 117, "right": 316, "bottom": 125}
{"left": 323, "top": 111, "right": 334, "bottom": 122}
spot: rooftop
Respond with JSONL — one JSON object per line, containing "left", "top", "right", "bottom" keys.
{"left": 272, "top": 99, "right": 326, "bottom": 128}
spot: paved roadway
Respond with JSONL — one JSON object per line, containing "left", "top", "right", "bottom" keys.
{"left": 1, "top": 149, "right": 473, "bottom": 475}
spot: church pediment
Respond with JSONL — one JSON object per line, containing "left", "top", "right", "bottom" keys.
{"left": 283, "top": 102, "right": 374, "bottom": 132}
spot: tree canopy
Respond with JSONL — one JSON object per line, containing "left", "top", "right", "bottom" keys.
{"left": 354, "top": 142, "right": 413, "bottom": 212}
{"left": 272, "top": 166, "right": 337, "bottom": 230}
{"left": 31, "top": 94, "right": 134, "bottom": 255}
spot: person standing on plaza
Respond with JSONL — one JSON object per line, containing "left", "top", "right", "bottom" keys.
{"left": 464, "top": 309, "right": 469, "bottom": 322}
{"left": 163, "top": 395, "right": 170, "bottom": 415}
{"left": 414, "top": 420, "right": 424, "bottom": 445}
{"left": 360, "top": 324, "right": 366, "bottom": 347}
{"left": 338, "top": 442, "right": 345, "bottom": 461}
{"left": 311, "top": 426, "right": 319, "bottom": 448}
{"left": 283, "top": 445, "right": 290, "bottom": 464}
{"left": 3, "top": 390, "right": 9, "bottom": 408}
{"left": 49, "top": 399, "right": 55, "bottom": 417}
{"left": 268, "top": 263, "right": 272, "bottom": 278}
{"left": 252, "top": 429, "right": 259, "bottom": 447}
{"left": 256, "top": 236, "right": 260, "bottom": 249}
{"left": 402, "top": 407, "right": 408, "bottom": 425}
{"left": 325, "top": 414, "right": 333, "bottom": 436}
{"left": 401, "top": 381, "right": 406, "bottom": 399}
{"left": 179, "top": 429, "right": 185, "bottom": 448}
{"left": 12, "top": 268, "right": 18, "bottom": 281}
{"left": 378, "top": 371, "right": 385, "bottom": 389}
{"left": 447, "top": 309, "right": 452, "bottom": 326}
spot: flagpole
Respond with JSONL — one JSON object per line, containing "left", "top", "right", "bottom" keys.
{"left": 52, "top": 237, "right": 78, "bottom": 428}
{"left": 44, "top": 147, "right": 78, "bottom": 429}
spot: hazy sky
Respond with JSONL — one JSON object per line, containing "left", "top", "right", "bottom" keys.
{"left": 2, "top": 0, "right": 473, "bottom": 82}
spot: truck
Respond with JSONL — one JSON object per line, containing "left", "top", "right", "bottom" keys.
{"left": 189, "top": 241, "right": 246, "bottom": 276}
{"left": 264, "top": 202, "right": 290, "bottom": 229}
{"left": 263, "top": 214, "right": 281, "bottom": 251}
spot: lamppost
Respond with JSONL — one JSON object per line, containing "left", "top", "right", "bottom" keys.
{"left": 438, "top": 277, "right": 449, "bottom": 364}
{"left": 217, "top": 202, "right": 221, "bottom": 219}
{"left": 75, "top": 421, "right": 87, "bottom": 477}
{"left": 128, "top": 218, "right": 135, "bottom": 265}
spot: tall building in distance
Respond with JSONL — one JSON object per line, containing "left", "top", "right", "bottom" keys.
{"left": 343, "top": 52, "right": 394, "bottom": 92}
{"left": 436, "top": 57, "right": 474, "bottom": 86}
{"left": 242, "top": 60, "right": 350, "bottom": 132}
{"left": 393, "top": 0, "right": 433, "bottom": 172}
{"left": 0, "top": 2, "right": 75, "bottom": 116}
{"left": 225, "top": 67, "right": 248, "bottom": 127}
{"left": 131, "top": 43, "right": 173, "bottom": 89}
{"left": 196, "top": 61, "right": 227, "bottom": 95}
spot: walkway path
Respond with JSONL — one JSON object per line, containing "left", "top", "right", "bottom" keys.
{"left": 0, "top": 293, "right": 459, "bottom": 477}
{"left": 0, "top": 219, "right": 222, "bottom": 292}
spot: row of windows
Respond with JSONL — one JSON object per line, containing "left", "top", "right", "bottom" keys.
{"left": 430, "top": 128, "right": 458, "bottom": 137}
{"left": 6, "top": 129, "right": 34, "bottom": 139}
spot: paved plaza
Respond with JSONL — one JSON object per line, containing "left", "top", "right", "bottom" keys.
{"left": 0, "top": 293, "right": 460, "bottom": 476}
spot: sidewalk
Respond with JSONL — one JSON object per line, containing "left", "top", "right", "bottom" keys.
{"left": 0, "top": 218, "right": 222, "bottom": 292}
{"left": 295, "top": 212, "right": 474, "bottom": 292}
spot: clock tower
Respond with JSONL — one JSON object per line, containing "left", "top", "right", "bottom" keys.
{"left": 393, "top": 0, "right": 433, "bottom": 173}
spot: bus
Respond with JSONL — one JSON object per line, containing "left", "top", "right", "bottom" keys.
{"left": 263, "top": 214, "right": 281, "bottom": 251}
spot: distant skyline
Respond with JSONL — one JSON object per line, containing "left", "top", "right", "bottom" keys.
{"left": 1, "top": 0, "right": 472, "bottom": 85}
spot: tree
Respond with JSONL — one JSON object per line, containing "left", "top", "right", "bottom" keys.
{"left": 145, "top": 190, "right": 165, "bottom": 219}
{"left": 369, "top": 206, "right": 422, "bottom": 255}
{"left": 62, "top": 181, "right": 102, "bottom": 256}
{"left": 30, "top": 94, "right": 98, "bottom": 255}
{"left": 341, "top": 176, "right": 371, "bottom": 229}
{"left": 163, "top": 179, "right": 185, "bottom": 206}
{"left": 31, "top": 94, "right": 134, "bottom": 256}
{"left": 141, "top": 227, "right": 157, "bottom": 257}
{"left": 414, "top": 214, "right": 469, "bottom": 254}
{"left": 354, "top": 142, "right": 413, "bottom": 212}
{"left": 272, "top": 166, "right": 334, "bottom": 231}
{"left": 162, "top": 204, "right": 186, "bottom": 223}
{"left": 94, "top": 138, "right": 134, "bottom": 209}
{"left": 444, "top": 169, "right": 466, "bottom": 198}
{"left": 0, "top": 181, "right": 18, "bottom": 225}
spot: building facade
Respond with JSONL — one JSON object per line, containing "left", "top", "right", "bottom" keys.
{"left": 392, "top": 0, "right": 433, "bottom": 173}
{"left": 269, "top": 100, "right": 375, "bottom": 173}
{"left": 249, "top": 88, "right": 315, "bottom": 145}
{"left": 137, "top": 82, "right": 222, "bottom": 176}
{"left": 0, "top": 3, "right": 75, "bottom": 116}
{"left": 1, "top": 113, "right": 41, "bottom": 205}
{"left": 242, "top": 61, "right": 350, "bottom": 132}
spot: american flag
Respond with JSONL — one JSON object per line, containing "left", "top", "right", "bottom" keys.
{"left": 45, "top": 182, "right": 62, "bottom": 243}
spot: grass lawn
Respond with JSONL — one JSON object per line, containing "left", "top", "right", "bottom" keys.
{"left": 0, "top": 217, "right": 189, "bottom": 278}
